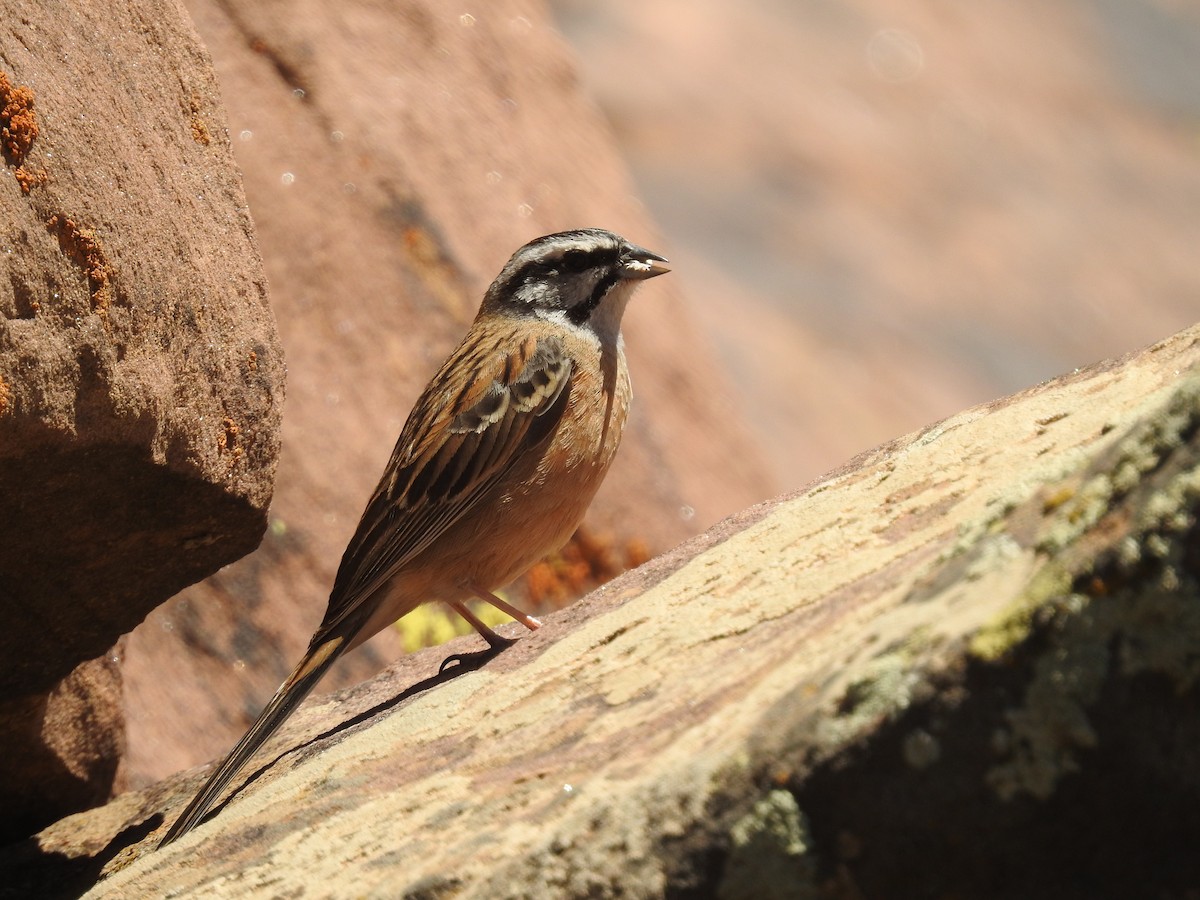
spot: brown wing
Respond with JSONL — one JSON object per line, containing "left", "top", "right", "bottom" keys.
{"left": 315, "top": 330, "right": 573, "bottom": 638}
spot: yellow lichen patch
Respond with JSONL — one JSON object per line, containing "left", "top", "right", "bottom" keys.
{"left": 1041, "top": 485, "right": 1075, "bottom": 514}
{"left": 968, "top": 564, "right": 1074, "bottom": 662}
{"left": 393, "top": 600, "right": 511, "bottom": 651}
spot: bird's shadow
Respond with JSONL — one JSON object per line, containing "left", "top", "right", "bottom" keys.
{"left": 201, "top": 638, "right": 511, "bottom": 824}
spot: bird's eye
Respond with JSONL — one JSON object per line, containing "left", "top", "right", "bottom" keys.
{"left": 561, "top": 248, "right": 591, "bottom": 273}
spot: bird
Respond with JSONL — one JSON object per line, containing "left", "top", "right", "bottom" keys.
{"left": 158, "top": 228, "right": 669, "bottom": 846}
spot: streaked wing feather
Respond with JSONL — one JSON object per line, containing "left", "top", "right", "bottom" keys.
{"left": 316, "top": 333, "right": 572, "bottom": 639}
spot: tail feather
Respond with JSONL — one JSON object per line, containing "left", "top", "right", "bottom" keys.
{"left": 158, "top": 636, "right": 345, "bottom": 847}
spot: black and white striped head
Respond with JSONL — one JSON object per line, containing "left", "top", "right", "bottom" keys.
{"left": 479, "top": 229, "right": 669, "bottom": 338}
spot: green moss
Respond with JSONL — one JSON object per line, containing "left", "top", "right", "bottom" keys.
{"left": 817, "top": 630, "right": 936, "bottom": 749}
{"left": 984, "top": 556, "right": 1200, "bottom": 801}
{"left": 718, "top": 790, "right": 817, "bottom": 900}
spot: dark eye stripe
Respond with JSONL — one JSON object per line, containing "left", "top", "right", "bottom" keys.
{"left": 567, "top": 268, "right": 621, "bottom": 326}
{"left": 562, "top": 247, "right": 610, "bottom": 271}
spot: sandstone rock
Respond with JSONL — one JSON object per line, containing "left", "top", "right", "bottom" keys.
{"left": 9, "top": 320, "right": 1199, "bottom": 896}
{"left": 0, "top": 0, "right": 283, "bottom": 839}
{"left": 0, "top": 654, "right": 124, "bottom": 850}
{"left": 119, "top": 0, "right": 776, "bottom": 788}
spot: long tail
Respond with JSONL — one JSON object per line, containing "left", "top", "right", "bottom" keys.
{"left": 157, "top": 635, "right": 346, "bottom": 848}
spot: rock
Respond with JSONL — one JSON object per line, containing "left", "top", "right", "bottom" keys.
{"left": 118, "top": 0, "right": 776, "bottom": 789}
{"left": 0, "top": 0, "right": 283, "bottom": 840}
{"left": 9, "top": 319, "right": 1200, "bottom": 896}
{"left": 0, "top": 655, "right": 124, "bottom": 850}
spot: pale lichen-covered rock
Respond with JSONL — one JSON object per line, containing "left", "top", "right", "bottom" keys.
{"left": 0, "top": 0, "right": 283, "bottom": 840}
{"left": 7, "top": 321, "right": 1198, "bottom": 896}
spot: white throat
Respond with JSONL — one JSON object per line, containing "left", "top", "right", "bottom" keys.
{"left": 533, "top": 280, "right": 636, "bottom": 350}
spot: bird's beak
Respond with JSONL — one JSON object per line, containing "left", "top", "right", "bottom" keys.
{"left": 619, "top": 243, "right": 671, "bottom": 280}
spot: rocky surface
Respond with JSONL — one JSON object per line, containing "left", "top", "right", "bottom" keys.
{"left": 0, "top": 0, "right": 283, "bottom": 841}
{"left": 7, "top": 319, "right": 1198, "bottom": 897}
{"left": 117, "top": 0, "right": 776, "bottom": 790}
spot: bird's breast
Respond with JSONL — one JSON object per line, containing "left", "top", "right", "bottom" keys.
{"left": 544, "top": 340, "right": 630, "bottom": 478}
{"left": 397, "top": 335, "right": 632, "bottom": 600}
{"left": 475, "top": 340, "right": 631, "bottom": 584}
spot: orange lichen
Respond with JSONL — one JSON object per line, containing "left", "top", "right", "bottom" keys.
{"left": 186, "top": 95, "right": 211, "bottom": 145}
{"left": 46, "top": 215, "right": 113, "bottom": 313}
{"left": 522, "top": 526, "right": 652, "bottom": 610}
{"left": 13, "top": 165, "right": 47, "bottom": 193}
{"left": 247, "top": 349, "right": 258, "bottom": 372}
{"left": 0, "top": 375, "right": 11, "bottom": 416}
{"left": 0, "top": 72, "right": 38, "bottom": 165}
{"left": 401, "top": 223, "right": 473, "bottom": 317}
{"left": 219, "top": 416, "right": 243, "bottom": 462}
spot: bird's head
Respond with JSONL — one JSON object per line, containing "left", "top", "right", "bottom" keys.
{"left": 480, "top": 228, "right": 669, "bottom": 339}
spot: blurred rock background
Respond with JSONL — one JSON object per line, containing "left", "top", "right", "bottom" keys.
{"left": 550, "top": 0, "right": 1200, "bottom": 483}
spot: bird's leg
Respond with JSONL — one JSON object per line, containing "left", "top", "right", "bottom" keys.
{"left": 439, "top": 600, "right": 518, "bottom": 674}
{"left": 467, "top": 584, "right": 542, "bottom": 631}
{"left": 446, "top": 599, "right": 513, "bottom": 650}
{"left": 438, "top": 589, "right": 541, "bottom": 674}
